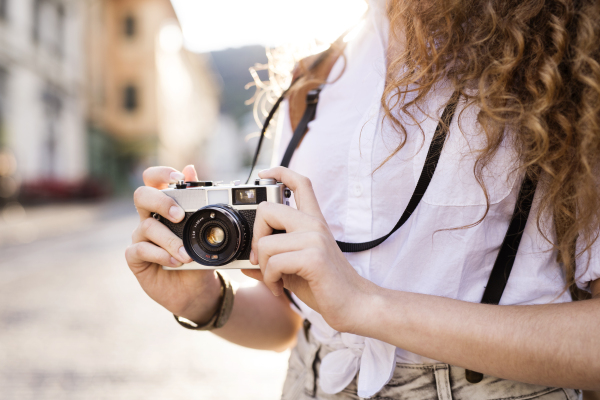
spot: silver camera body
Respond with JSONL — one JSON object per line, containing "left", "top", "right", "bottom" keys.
{"left": 155, "top": 179, "right": 289, "bottom": 270}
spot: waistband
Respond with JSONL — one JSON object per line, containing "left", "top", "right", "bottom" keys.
{"left": 282, "top": 325, "right": 581, "bottom": 400}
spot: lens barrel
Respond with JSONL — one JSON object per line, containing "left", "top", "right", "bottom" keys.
{"left": 182, "top": 205, "right": 249, "bottom": 266}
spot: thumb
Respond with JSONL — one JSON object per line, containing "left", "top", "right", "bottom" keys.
{"left": 182, "top": 165, "right": 199, "bottom": 181}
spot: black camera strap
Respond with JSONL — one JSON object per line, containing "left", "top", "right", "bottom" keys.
{"left": 281, "top": 86, "right": 538, "bottom": 298}
{"left": 280, "top": 86, "right": 539, "bottom": 384}
{"left": 247, "top": 39, "right": 539, "bottom": 369}
{"left": 282, "top": 90, "right": 461, "bottom": 253}
{"left": 462, "top": 169, "right": 538, "bottom": 383}
{"left": 245, "top": 31, "right": 350, "bottom": 185}
{"left": 480, "top": 172, "right": 538, "bottom": 305}
{"left": 245, "top": 90, "right": 289, "bottom": 184}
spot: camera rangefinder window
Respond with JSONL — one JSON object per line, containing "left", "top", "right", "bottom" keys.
{"left": 233, "top": 188, "right": 257, "bottom": 205}
{"left": 207, "top": 189, "right": 229, "bottom": 205}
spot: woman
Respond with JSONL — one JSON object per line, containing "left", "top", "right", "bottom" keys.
{"left": 126, "top": 0, "right": 600, "bottom": 398}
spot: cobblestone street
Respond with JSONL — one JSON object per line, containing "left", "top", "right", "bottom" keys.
{"left": 0, "top": 200, "right": 289, "bottom": 400}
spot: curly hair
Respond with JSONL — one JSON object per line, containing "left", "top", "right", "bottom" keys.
{"left": 383, "top": 0, "right": 600, "bottom": 292}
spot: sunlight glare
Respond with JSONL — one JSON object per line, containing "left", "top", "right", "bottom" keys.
{"left": 159, "top": 23, "right": 184, "bottom": 53}
{"left": 170, "top": 0, "right": 368, "bottom": 53}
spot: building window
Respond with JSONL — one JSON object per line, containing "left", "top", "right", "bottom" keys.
{"left": 42, "top": 88, "right": 62, "bottom": 178}
{"left": 124, "top": 15, "right": 136, "bottom": 38}
{"left": 32, "top": 0, "right": 41, "bottom": 42}
{"left": 123, "top": 85, "right": 138, "bottom": 112}
{"left": 0, "top": 67, "right": 7, "bottom": 147}
{"left": 0, "top": 0, "right": 8, "bottom": 21}
{"left": 56, "top": 3, "right": 64, "bottom": 57}
{"left": 32, "top": 0, "right": 65, "bottom": 57}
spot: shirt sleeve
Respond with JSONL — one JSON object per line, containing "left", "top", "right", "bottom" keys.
{"left": 575, "top": 235, "right": 600, "bottom": 291}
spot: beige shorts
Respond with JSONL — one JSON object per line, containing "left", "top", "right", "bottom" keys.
{"left": 281, "top": 327, "right": 580, "bottom": 400}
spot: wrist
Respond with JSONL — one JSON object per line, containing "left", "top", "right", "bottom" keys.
{"left": 347, "top": 280, "right": 389, "bottom": 337}
{"left": 178, "top": 271, "right": 222, "bottom": 324}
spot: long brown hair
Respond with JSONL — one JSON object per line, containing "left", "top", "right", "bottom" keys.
{"left": 381, "top": 0, "right": 600, "bottom": 291}
{"left": 278, "top": 0, "right": 599, "bottom": 291}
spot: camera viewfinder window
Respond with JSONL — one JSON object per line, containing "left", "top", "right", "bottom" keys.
{"left": 233, "top": 188, "right": 257, "bottom": 205}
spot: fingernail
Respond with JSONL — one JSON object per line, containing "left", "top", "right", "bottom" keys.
{"left": 170, "top": 172, "right": 185, "bottom": 182}
{"left": 249, "top": 250, "right": 255, "bottom": 263}
{"left": 179, "top": 246, "right": 190, "bottom": 262}
{"left": 170, "top": 257, "right": 182, "bottom": 267}
{"left": 169, "top": 206, "right": 184, "bottom": 221}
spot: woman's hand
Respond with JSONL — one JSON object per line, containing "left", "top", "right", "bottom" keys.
{"left": 125, "top": 165, "right": 222, "bottom": 324}
{"left": 243, "top": 167, "right": 375, "bottom": 333}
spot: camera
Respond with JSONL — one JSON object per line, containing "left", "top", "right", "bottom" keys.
{"left": 154, "top": 178, "right": 290, "bottom": 270}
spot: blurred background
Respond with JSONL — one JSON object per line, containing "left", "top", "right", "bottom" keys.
{"left": 0, "top": 0, "right": 365, "bottom": 399}
{"left": 5, "top": 2, "right": 596, "bottom": 400}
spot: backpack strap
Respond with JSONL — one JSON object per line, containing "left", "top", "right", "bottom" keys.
{"left": 287, "top": 42, "right": 346, "bottom": 133}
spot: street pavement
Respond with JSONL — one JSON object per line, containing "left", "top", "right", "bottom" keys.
{"left": 0, "top": 199, "right": 289, "bottom": 400}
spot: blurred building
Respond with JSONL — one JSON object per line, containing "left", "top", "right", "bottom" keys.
{"left": 0, "top": 0, "right": 88, "bottom": 204}
{"left": 86, "top": 0, "right": 219, "bottom": 191}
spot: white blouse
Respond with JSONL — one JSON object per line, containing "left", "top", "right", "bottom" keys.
{"left": 276, "top": 2, "right": 600, "bottom": 398}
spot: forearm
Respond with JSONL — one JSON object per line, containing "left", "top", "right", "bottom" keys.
{"left": 356, "top": 286, "right": 600, "bottom": 390}
{"left": 213, "top": 281, "right": 302, "bottom": 351}
{"left": 176, "top": 271, "right": 301, "bottom": 351}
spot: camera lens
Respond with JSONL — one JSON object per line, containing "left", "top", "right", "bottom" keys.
{"left": 182, "top": 205, "right": 249, "bottom": 266}
{"left": 205, "top": 225, "right": 225, "bottom": 246}
{"left": 198, "top": 220, "right": 228, "bottom": 252}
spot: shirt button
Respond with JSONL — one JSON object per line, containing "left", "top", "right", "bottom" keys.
{"left": 353, "top": 183, "right": 363, "bottom": 197}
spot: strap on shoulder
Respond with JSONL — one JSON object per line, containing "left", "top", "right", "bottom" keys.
{"left": 288, "top": 42, "right": 346, "bottom": 132}
{"left": 244, "top": 37, "right": 346, "bottom": 184}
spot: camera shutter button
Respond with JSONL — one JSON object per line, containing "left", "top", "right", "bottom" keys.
{"left": 258, "top": 178, "right": 277, "bottom": 185}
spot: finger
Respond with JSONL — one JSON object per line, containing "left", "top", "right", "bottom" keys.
{"left": 251, "top": 202, "right": 323, "bottom": 264}
{"left": 242, "top": 269, "right": 313, "bottom": 309}
{"left": 133, "top": 217, "right": 192, "bottom": 264}
{"left": 256, "top": 231, "right": 323, "bottom": 272}
{"left": 143, "top": 166, "right": 185, "bottom": 189}
{"left": 133, "top": 186, "right": 185, "bottom": 223}
{"left": 182, "top": 165, "right": 199, "bottom": 181}
{"left": 262, "top": 250, "right": 314, "bottom": 296}
{"left": 125, "top": 242, "right": 182, "bottom": 272}
{"left": 258, "top": 167, "right": 324, "bottom": 219}
{"left": 241, "top": 269, "right": 264, "bottom": 281}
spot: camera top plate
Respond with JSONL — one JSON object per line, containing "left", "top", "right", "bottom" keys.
{"left": 163, "top": 180, "right": 287, "bottom": 213}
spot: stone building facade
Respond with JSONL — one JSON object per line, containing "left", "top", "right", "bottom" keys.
{"left": 0, "top": 0, "right": 219, "bottom": 201}
{"left": 0, "top": 0, "right": 88, "bottom": 202}
{"left": 86, "top": 0, "right": 219, "bottom": 190}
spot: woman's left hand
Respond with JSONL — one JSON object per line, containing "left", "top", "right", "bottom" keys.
{"left": 242, "top": 167, "right": 374, "bottom": 333}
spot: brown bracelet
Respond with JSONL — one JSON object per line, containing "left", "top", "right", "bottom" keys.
{"left": 173, "top": 271, "right": 235, "bottom": 331}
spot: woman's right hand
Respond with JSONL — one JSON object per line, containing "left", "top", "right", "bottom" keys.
{"left": 125, "top": 165, "right": 222, "bottom": 324}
